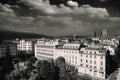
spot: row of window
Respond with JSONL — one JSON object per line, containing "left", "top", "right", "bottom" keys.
{"left": 66, "top": 59, "right": 77, "bottom": 64}
{"left": 81, "top": 59, "right": 103, "bottom": 65}
{"left": 56, "top": 50, "right": 78, "bottom": 54}
{"left": 37, "top": 49, "right": 54, "bottom": 52}
{"left": 63, "top": 46, "right": 79, "bottom": 49}
{"left": 52, "top": 50, "right": 104, "bottom": 59}
{"left": 36, "top": 45, "right": 54, "bottom": 49}
{"left": 85, "top": 51, "right": 98, "bottom": 54}
{"left": 80, "top": 64, "right": 104, "bottom": 70}
{"left": 81, "top": 54, "right": 104, "bottom": 59}
{"left": 18, "top": 46, "right": 32, "bottom": 48}
{"left": 18, "top": 45, "right": 32, "bottom": 46}
{"left": 55, "top": 54, "right": 77, "bottom": 60}
{"left": 37, "top": 52, "right": 53, "bottom": 56}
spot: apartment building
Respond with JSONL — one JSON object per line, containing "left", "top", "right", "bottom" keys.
{"left": 54, "top": 43, "right": 108, "bottom": 79}
{"left": 35, "top": 39, "right": 64, "bottom": 60}
{"left": 54, "top": 43, "right": 80, "bottom": 66}
{"left": 0, "top": 42, "right": 17, "bottom": 58}
{"left": 35, "top": 41, "right": 115, "bottom": 79}
{"left": 17, "top": 40, "right": 33, "bottom": 53}
{"left": 78, "top": 47, "right": 106, "bottom": 79}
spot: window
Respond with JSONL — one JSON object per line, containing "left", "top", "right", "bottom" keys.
{"left": 86, "top": 54, "right": 88, "bottom": 57}
{"left": 94, "top": 55, "right": 96, "bottom": 58}
{"left": 102, "top": 72, "right": 104, "bottom": 77}
{"left": 90, "top": 60, "right": 92, "bottom": 63}
{"left": 86, "top": 65, "right": 88, "bottom": 67}
{"left": 86, "top": 60, "right": 88, "bottom": 63}
{"left": 75, "top": 56, "right": 77, "bottom": 60}
{"left": 90, "top": 65, "right": 92, "bottom": 68}
{"left": 90, "top": 51, "right": 92, "bottom": 54}
{"left": 81, "top": 59, "right": 83, "bottom": 62}
{"left": 100, "top": 67, "right": 103, "bottom": 70}
{"left": 94, "top": 61, "right": 96, "bottom": 64}
{"left": 101, "top": 61, "right": 103, "bottom": 65}
{"left": 81, "top": 64, "right": 83, "bottom": 67}
{"left": 101, "top": 56, "right": 103, "bottom": 59}
{"left": 75, "top": 61, "right": 77, "bottom": 64}
{"left": 94, "top": 66, "right": 97, "bottom": 69}
{"left": 90, "top": 54, "right": 92, "bottom": 58}
{"left": 81, "top": 54, "right": 83, "bottom": 57}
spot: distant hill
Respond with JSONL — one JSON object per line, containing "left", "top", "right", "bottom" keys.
{"left": 0, "top": 30, "right": 52, "bottom": 40}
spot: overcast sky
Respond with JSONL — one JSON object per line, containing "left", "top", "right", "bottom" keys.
{"left": 0, "top": 0, "right": 120, "bottom": 36}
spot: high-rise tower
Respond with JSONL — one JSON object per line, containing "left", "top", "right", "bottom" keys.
{"left": 102, "top": 29, "right": 108, "bottom": 37}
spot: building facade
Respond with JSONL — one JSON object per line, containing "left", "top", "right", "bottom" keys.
{"left": 35, "top": 40, "right": 63, "bottom": 60}
{"left": 35, "top": 41, "right": 115, "bottom": 79}
{"left": 102, "top": 29, "right": 108, "bottom": 37}
{"left": 17, "top": 40, "right": 33, "bottom": 54}
{"left": 0, "top": 42, "right": 17, "bottom": 58}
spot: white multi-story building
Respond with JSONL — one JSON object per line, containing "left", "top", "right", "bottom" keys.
{"left": 54, "top": 43, "right": 109, "bottom": 79}
{"left": 35, "top": 41, "right": 115, "bottom": 79}
{"left": 35, "top": 39, "right": 64, "bottom": 60}
{"left": 17, "top": 40, "right": 33, "bottom": 52}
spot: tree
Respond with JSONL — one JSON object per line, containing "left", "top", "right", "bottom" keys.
{"left": 4, "top": 45, "right": 14, "bottom": 72}
{"left": 77, "top": 75, "right": 92, "bottom": 80}
{"left": 27, "top": 56, "right": 37, "bottom": 71}
{"left": 36, "top": 59, "right": 59, "bottom": 80}
{"left": 36, "top": 60, "right": 52, "bottom": 80}
{"left": 18, "top": 51, "right": 27, "bottom": 61}
{"left": 55, "top": 57, "right": 67, "bottom": 80}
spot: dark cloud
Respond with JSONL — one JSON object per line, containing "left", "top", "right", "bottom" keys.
{"left": 0, "top": 0, "right": 120, "bottom": 36}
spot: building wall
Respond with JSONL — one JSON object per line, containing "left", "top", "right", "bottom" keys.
{"left": 0, "top": 43, "right": 17, "bottom": 58}
{"left": 78, "top": 49, "right": 106, "bottom": 79}
{"left": 17, "top": 40, "right": 33, "bottom": 52}
{"left": 35, "top": 41, "right": 113, "bottom": 79}
{"left": 35, "top": 40, "right": 61, "bottom": 60}
{"left": 54, "top": 45, "right": 107, "bottom": 79}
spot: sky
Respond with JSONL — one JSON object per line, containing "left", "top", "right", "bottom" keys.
{"left": 0, "top": 0, "right": 120, "bottom": 37}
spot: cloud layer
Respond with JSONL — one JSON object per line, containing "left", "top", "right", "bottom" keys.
{"left": 24, "top": 0, "right": 110, "bottom": 18}
{"left": 0, "top": 0, "right": 120, "bottom": 36}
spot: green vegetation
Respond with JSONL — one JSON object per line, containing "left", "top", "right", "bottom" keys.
{"left": 6, "top": 57, "right": 92, "bottom": 80}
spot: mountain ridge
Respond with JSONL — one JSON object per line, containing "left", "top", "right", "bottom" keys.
{"left": 0, "top": 30, "right": 53, "bottom": 39}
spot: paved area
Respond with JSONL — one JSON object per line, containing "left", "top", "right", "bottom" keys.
{"left": 108, "top": 69, "right": 119, "bottom": 80}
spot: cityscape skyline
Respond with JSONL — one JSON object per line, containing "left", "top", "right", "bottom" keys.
{"left": 0, "top": 0, "right": 120, "bottom": 80}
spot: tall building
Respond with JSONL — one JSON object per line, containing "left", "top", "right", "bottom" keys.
{"left": 94, "top": 32, "right": 97, "bottom": 37}
{"left": 102, "top": 29, "right": 108, "bottom": 37}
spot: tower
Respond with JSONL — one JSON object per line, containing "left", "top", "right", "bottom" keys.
{"left": 94, "top": 32, "right": 97, "bottom": 37}
{"left": 102, "top": 29, "right": 108, "bottom": 37}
